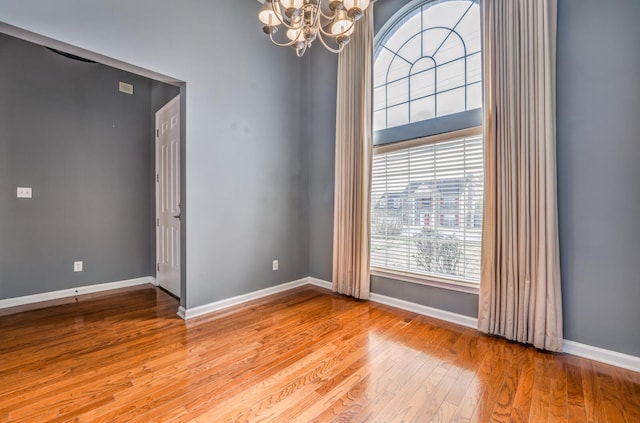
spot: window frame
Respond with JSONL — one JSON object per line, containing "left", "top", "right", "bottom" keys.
{"left": 373, "top": 0, "right": 482, "bottom": 137}
{"left": 371, "top": 0, "right": 483, "bottom": 293}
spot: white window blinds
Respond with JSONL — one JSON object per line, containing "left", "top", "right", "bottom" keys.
{"left": 371, "top": 129, "right": 483, "bottom": 283}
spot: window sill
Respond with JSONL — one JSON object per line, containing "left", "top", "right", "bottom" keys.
{"left": 370, "top": 268, "right": 480, "bottom": 295}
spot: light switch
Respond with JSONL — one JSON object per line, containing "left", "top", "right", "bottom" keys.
{"left": 17, "top": 187, "right": 32, "bottom": 198}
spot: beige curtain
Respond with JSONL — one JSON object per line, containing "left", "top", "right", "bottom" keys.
{"left": 332, "top": 7, "right": 374, "bottom": 300}
{"left": 478, "top": 0, "right": 563, "bottom": 351}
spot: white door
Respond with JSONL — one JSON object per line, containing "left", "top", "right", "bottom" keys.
{"left": 156, "top": 95, "right": 181, "bottom": 297}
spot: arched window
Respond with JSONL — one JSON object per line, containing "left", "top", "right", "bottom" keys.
{"left": 371, "top": 0, "right": 483, "bottom": 287}
{"left": 374, "top": 0, "right": 481, "bottom": 130}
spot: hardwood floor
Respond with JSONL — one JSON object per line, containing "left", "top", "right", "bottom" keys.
{"left": 0, "top": 285, "right": 638, "bottom": 422}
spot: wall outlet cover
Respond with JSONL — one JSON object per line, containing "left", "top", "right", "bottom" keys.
{"left": 74, "top": 261, "right": 83, "bottom": 272}
{"left": 17, "top": 187, "right": 32, "bottom": 198}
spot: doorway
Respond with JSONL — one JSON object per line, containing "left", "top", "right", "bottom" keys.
{"left": 0, "top": 24, "right": 187, "bottom": 312}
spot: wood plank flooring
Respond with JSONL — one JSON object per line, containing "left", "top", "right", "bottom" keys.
{"left": 0, "top": 284, "right": 638, "bottom": 422}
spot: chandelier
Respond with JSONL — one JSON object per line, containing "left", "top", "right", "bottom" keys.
{"left": 258, "top": 0, "right": 371, "bottom": 57}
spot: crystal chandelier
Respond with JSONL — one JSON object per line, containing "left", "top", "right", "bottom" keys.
{"left": 258, "top": 0, "right": 371, "bottom": 57}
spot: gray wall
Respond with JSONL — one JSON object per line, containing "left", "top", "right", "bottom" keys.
{"left": 306, "top": 48, "right": 337, "bottom": 282}
{"left": 0, "top": 34, "right": 153, "bottom": 298}
{"left": 0, "top": 0, "right": 309, "bottom": 309}
{"left": 557, "top": 0, "right": 640, "bottom": 356}
{"left": 371, "top": 275, "right": 479, "bottom": 317}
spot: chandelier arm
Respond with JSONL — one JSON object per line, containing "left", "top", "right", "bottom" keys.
{"left": 309, "top": 3, "right": 322, "bottom": 29}
{"left": 316, "top": 31, "right": 345, "bottom": 54}
{"left": 269, "top": 32, "right": 300, "bottom": 48}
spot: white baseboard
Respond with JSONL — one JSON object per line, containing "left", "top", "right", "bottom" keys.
{"left": 309, "top": 277, "right": 476, "bottom": 325}
{"left": 178, "top": 277, "right": 311, "bottom": 320}
{"left": 369, "top": 292, "right": 479, "bottom": 329}
{"left": 308, "top": 277, "right": 478, "bottom": 329}
{"left": 177, "top": 306, "right": 187, "bottom": 319}
{"left": 0, "top": 276, "right": 156, "bottom": 310}
{"left": 563, "top": 340, "right": 640, "bottom": 373}
{"left": 308, "top": 277, "right": 333, "bottom": 290}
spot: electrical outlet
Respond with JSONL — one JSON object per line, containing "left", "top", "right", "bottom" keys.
{"left": 272, "top": 260, "right": 279, "bottom": 271}
{"left": 17, "top": 187, "right": 32, "bottom": 198}
{"left": 74, "top": 261, "right": 83, "bottom": 272}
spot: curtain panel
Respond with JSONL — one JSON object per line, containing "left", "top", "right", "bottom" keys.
{"left": 479, "top": 0, "right": 563, "bottom": 351}
{"left": 332, "top": 7, "right": 374, "bottom": 300}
